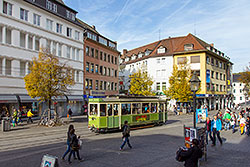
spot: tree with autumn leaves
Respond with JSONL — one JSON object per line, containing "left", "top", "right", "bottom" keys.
{"left": 163, "top": 63, "right": 192, "bottom": 102}
{"left": 24, "top": 48, "right": 75, "bottom": 119}
{"left": 239, "top": 63, "right": 250, "bottom": 95}
{"left": 129, "top": 69, "right": 154, "bottom": 96}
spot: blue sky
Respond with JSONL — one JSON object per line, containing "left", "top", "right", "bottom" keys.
{"left": 64, "top": 0, "right": 250, "bottom": 73}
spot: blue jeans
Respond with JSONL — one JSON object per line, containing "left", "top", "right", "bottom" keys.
{"left": 62, "top": 142, "right": 75, "bottom": 159}
{"left": 232, "top": 124, "right": 235, "bottom": 133}
{"left": 120, "top": 137, "right": 132, "bottom": 149}
{"left": 206, "top": 130, "right": 213, "bottom": 144}
{"left": 68, "top": 149, "right": 80, "bottom": 162}
{"left": 224, "top": 122, "right": 230, "bottom": 130}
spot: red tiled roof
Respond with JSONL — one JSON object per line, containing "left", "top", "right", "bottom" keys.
{"left": 122, "top": 33, "right": 216, "bottom": 64}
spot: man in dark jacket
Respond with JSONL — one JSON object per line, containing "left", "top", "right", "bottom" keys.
{"left": 120, "top": 120, "right": 132, "bottom": 151}
{"left": 181, "top": 139, "right": 202, "bottom": 167}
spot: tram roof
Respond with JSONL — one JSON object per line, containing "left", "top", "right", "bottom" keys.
{"left": 88, "top": 95, "right": 168, "bottom": 103}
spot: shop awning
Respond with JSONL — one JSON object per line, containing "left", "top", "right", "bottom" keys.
{"left": 18, "top": 94, "right": 36, "bottom": 103}
{"left": 52, "top": 96, "right": 67, "bottom": 102}
{"left": 67, "top": 95, "right": 84, "bottom": 101}
{"left": 0, "top": 94, "right": 18, "bottom": 103}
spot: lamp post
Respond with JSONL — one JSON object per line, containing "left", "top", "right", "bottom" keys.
{"left": 243, "top": 86, "right": 249, "bottom": 111}
{"left": 189, "top": 72, "right": 201, "bottom": 128}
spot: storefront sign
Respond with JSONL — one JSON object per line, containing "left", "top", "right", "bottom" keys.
{"left": 90, "top": 90, "right": 106, "bottom": 96}
{"left": 206, "top": 70, "right": 210, "bottom": 83}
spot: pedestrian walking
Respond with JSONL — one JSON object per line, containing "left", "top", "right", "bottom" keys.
{"left": 205, "top": 117, "right": 213, "bottom": 144}
{"left": 67, "top": 108, "right": 73, "bottom": 119}
{"left": 181, "top": 139, "right": 203, "bottom": 167}
{"left": 27, "top": 109, "right": 34, "bottom": 124}
{"left": 120, "top": 120, "right": 132, "bottom": 151}
{"left": 246, "top": 116, "right": 250, "bottom": 136}
{"left": 62, "top": 124, "right": 76, "bottom": 160}
{"left": 211, "top": 115, "right": 223, "bottom": 146}
{"left": 68, "top": 129, "right": 83, "bottom": 164}
{"left": 223, "top": 111, "right": 231, "bottom": 130}
{"left": 12, "top": 109, "right": 18, "bottom": 127}
{"left": 17, "top": 109, "right": 23, "bottom": 123}
{"left": 239, "top": 114, "right": 246, "bottom": 135}
{"left": 230, "top": 114, "right": 236, "bottom": 133}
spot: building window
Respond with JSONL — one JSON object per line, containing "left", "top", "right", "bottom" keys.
{"left": 95, "top": 64, "right": 98, "bottom": 73}
{"left": 20, "top": 8, "right": 28, "bottom": 21}
{"left": 86, "top": 62, "right": 89, "bottom": 72}
{"left": 216, "top": 60, "right": 219, "bottom": 67}
{"left": 224, "top": 85, "right": 226, "bottom": 92}
{"left": 6, "top": 28, "right": 11, "bottom": 44}
{"left": 75, "top": 30, "right": 80, "bottom": 40}
{"left": 219, "top": 62, "right": 222, "bottom": 68}
{"left": 104, "top": 81, "right": 107, "bottom": 90}
{"left": 156, "top": 70, "right": 160, "bottom": 77}
{"left": 3, "top": 1, "right": 12, "bottom": 16}
{"left": 162, "top": 82, "right": 166, "bottom": 91}
{"left": 56, "top": 23, "right": 62, "bottom": 34}
{"left": 157, "top": 46, "right": 166, "bottom": 54}
{"left": 206, "top": 83, "right": 210, "bottom": 91}
{"left": 108, "top": 55, "right": 110, "bottom": 62}
{"left": 76, "top": 71, "right": 79, "bottom": 82}
{"left": 108, "top": 68, "right": 110, "bottom": 76}
{"left": 95, "top": 49, "right": 99, "bottom": 59}
{"left": 157, "top": 58, "right": 160, "bottom": 64}
{"left": 58, "top": 44, "right": 62, "bottom": 56}
{"left": 46, "top": 19, "right": 53, "bottom": 31}
{"left": 206, "top": 56, "right": 210, "bottom": 64}
{"left": 66, "top": 46, "right": 70, "bottom": 58}
{"left": 20, "top": 61, "right": 26, "bottom": 76}
{"left": 96, "top": 80, "right": 99, "bottom": 90}
{"left": 177, "top": 57, "right": 187, "bottom": 64}
{"left": 191, "top": 56, "right": 200, "bottom": 63}
{"left": 220, "top": 73, "right": 222, "bottom": 80}
{"left": 111, "top": 82, "right": 114, "bottom": 90}
{"left": 240, "top": 89, "right": 242, "bottom": 93}
{"left": 86, "top": 46, "right": 89, "bottom": 56}
{"left": 211, "top": 71, "right": 214, "bottom": 78}
{"left": 87, "top": 32, "right": 97, "bottom": 41}
{"left": 109, "top": 41, "right": 116, "bottom": 49}
{"left": 184, "top": 44, "right": 194, "bottom": 51}
{"left": 211, "top": 58, "right": 214, "bottom": 66}
{"left": 216, "top": 84, "right": 219, "bottom": 91}
{"left": 76, "top": 49, "right": 79, "bottom": 61}
{"left": 91, "top": 48, "right": 94, "bottom": 57}
{"left": 100, "top": 66, "right": 103, "bottom": 75}
{"left": 112, "top": 55, "right": 114, "bottom": 64}
{"left": 100, "top": 52, "right": 103, "bottom": 60}
{"left": 216, "top": 72, "right": 218, "bottom": 79}
{"left": 85, "top": 79, "right": 89, "bottom": 89}
{"left": 35, "top": 37, "right": 40, "bottom": 51}
{"left": 0, "top": 58, "right": 2, "bottom": 74}
{"left": 89, "top": 80, "right": 92, "bottom": 89}
{"left": 192, "top": 70, "right": 200, "bottom": 76}
{"left": 66, "top": 10, "right": 76, "bottom": 21}
{"left": 220, "top": 85, "right": 223, "bottom": 92}
{"left": 115, "top": 83, "right": 117, "bottom": 91}
{"left": 5, "top": 59, "right": 11, "bottom": 75}
{"left": 223, "top": 74, "right": 225, "bottom": 81}
{"left": 99, "top": 36, "right": 107, "bottom": 46}
{"left": 104, "top": 53, "right": 107, "bottom": 61}
{"left": 91, "top": 63, "right": 94, "bottom": 73}
{"left": 20, "top": 32, "right": 26, "bottom": 48}
{"left": 212, "top": 84, "right": 215, "bottom": 91}
{"left": 107, "top": 82, "right": 110, "bottom": 90}
{"left": 115, "top": 57, "right": 117, "bottom": 64}
{"left": 28, "top": 35, "right": 33, "bottom": 50}
{"left": 100, "top": 81, "right": 103, "bottom": 90}
{"left": 111, "top": 69, "right": 114, "bottom": 77}
{"left": 115, "top": 70, "right": 117, "bottom": 77}
{"left": 33, "top": 14, "right": 41, "bottom": 26}
{"left": 67, "top": 27, "right": 72, "bottom": 37}
{"left": 46, "top": 0, "right": 57, "bottom": 12}
{"left": 156, "top": 83, "right": 160, "bottom": 91}
{"left": 240, "top": 97, "right": 242, "bottom": 100}
{"left": 233, "top": 89, "right": 236, "bottom": 93}
{"left": 72, "top": 48, "right": 75, "bottom": 60}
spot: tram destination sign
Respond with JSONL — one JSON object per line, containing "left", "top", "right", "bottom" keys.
{"left": 90, "top": 90, "right": 106, "bottom": 97}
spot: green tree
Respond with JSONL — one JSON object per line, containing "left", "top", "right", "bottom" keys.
{"left": 163, "top": 63, "right": 192, "bottom": 102}
{"left": 239, "top": 63, "right": 250, "bottom": 95}
{"left": 24, "top": 48, "right": 75, "bottom": 119}
{"left": 129, "top": 69, "right": 154, "bottom": 96}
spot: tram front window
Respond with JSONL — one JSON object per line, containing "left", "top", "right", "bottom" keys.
{"left": 114, "top": 104, "right": 119, "bottom": 116}
{"left": 107, "top": 104, "right": 112, "bottom": 116}
{"left": 132, "top": 103, "right": 141, "bottom": 114}
{"left": 142, "top": 103, "right": 150, "bottom": 113}
{"left": 151, "top": 103, "right": 158, "bottom": 113}
{"left": 122, "top": 104, "right": 131, "bottom": 115}
{"left": 100, "top": 104, "right": 107, "bottom": 116}
{"left": 90, "top": 104, "right": 98, "bottom": 115}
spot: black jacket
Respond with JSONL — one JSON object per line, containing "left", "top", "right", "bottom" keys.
{"left": 122, "top": 125, "right": 130, "bottom": 137}
{"left": 70, "top": 134, "right": 79, "bottom": 150}
{"left": 181, "top": 146, "right": 202, "bottom": 167}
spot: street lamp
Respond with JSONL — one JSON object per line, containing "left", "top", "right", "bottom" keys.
{"left": 189, "top": 72, "right": 201, "bottom": 128}
{"left": 243, "top": 86, "right": 249, "bottom": 111}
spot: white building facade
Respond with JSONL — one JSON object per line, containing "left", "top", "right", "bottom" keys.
{"left": 0, "top": 0, "right": 85, "bottom": 116}
{"left": 232, "top": 74, "right": 248, "bottom": 105}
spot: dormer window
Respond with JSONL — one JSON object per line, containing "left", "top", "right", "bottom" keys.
{"left": 131, "top": 54, "right": 137, "bottom": 60}
{"left": 66, "top": 10, "right": 76, "bottom": 21}
{"left": 138, "top": 52, "right": 144, "bottom": 58}
{"left": 46, "top": 0, "right": 57, "bottom": 13}
{"left": 157, "top": 46, "right": 166, "bottom": 54}
{"left": 184, "top": 44, "right": 194, "bottom": 51}
{"left": 125, "top": 57, "right": 129, "bottom": 62}
{"left": 145, "top": 50, "right": 151, "bottom": 56}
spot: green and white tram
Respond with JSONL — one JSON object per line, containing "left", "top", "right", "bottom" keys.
{"left": 88, "top": 96, "right": 168, "bottom": 132}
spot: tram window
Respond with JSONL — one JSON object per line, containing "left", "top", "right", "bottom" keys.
{"left": 90, "top": 104, "right": 98, "bottom": 115}
{"left": 122, "top": 104, "right": 131, "bottom": 115}
{"left": 114, "top": 104, "right": 119, "bottom": 116}
{"left": 151, "top": 103, "right": 158, "bottom": 113}
{"left": 100, "top": 104, "right": 106, "bottom": 116}
{"left": 159, "top": 103, "right": 164, "bottom": 113}
{"left": 142, "top": 103, "right": 150, "bottom": 113}
{"left": 132, "top": 103, "right": 141, "bottom": 114}
{"left": 107, "top": 104, "right": 112, "bottom": 116}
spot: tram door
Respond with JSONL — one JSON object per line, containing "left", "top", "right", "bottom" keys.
{"left": 107, "top": 104, "right": 113, "bottom": 128}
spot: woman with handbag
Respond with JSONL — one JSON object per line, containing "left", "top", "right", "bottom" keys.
{"left": 68, "top": 129, "right": 83, "bottom": 164}
{"left": 62, "top": 125, "right": 76, "bottom": 160}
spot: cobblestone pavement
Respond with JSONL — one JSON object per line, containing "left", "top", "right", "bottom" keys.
{"left": 0, "top": 109, "right": 249, "bottom": 167}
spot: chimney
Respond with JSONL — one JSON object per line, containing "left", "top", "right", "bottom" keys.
{"left": 123, "top": 49, "right": 128, "bottom": 56}
{"left": 92, "top": 25, "right": 96, "bottom": 30}
{"left": 210, "top": 43, "right": 214, "bottom": 47}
